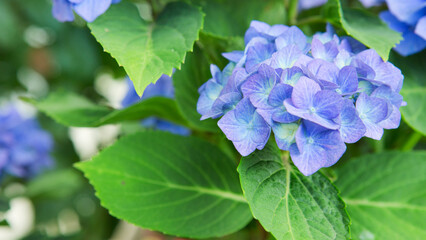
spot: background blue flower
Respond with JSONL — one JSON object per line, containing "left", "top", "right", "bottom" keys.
{"left": 52, "top": 0, "right": 121, "bottom": 22}
{"left": 360, "top": 0, "right": 426, "bottom": 56}
{"left": 122, "top": 76, "right": 190, "bottom": 136}
{"left": 0, "top": 106, "right": 54, "bottom": 179}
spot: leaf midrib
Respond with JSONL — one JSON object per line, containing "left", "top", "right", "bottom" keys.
{"left": 283, "top": 155, "right": 296, "bottom": 240}
{"left": 83, "top": 166, "right": 247, "bottom": 203}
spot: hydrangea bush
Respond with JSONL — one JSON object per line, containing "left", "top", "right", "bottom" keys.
{"left": 2, "top": 0, "right": 425, "bottom": 239}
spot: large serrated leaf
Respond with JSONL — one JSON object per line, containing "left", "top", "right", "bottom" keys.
{"left": 323, "top": 0, "right": 402, "bottom": 61}
{"left": 335, "top": 151, "right": 426, "bottom": 240}
{"left": 238, "top": 143, "right": 350, "bottom": 240}
{"left": 88, "top": 2, "right": 204, "bottom": 95}
{"left": 22, "top": 90, "right": 188, "bottom": 127}
{"left": 76, "top": 131, "right": 252, "bottom": 238}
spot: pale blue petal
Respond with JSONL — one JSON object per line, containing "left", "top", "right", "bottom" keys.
{"left": 385, "top": 0, "right": 426, "bottom": 25}
{"left": 279, "top": 67, "right": 305, "bottom": 86}
{"left": 290, "top": 121, "right": 346, "bottom": 176}
{"left": 288, "top": 76, "right": 321, "bottom": 109}
{"left": 241, "top": 64, "right": 278, "bottom": 108}
{"left": 245, "top": 42, "right": 275, "bottom": 73}
{"left": 339, "top": 99, "right": 366, "bottom": 143}
{"left": 73, "top": 0, "right": 113, "bottom": 22}
{"left": 311, "top": 37, "right": 339, "bottom": 62}
{"left": 272, "top": 122, "right": 299, "bottom": 151}
{"left": 270, "top": 45, "right": 304, "bottom": 69}
{"left": 336, "top": 66, "right": 358, "bottom": 94}
{"left": 222, "top": 51, "right": 244, "bottom": 63}
{"left": 218, "top": 98, "right": 271, "bottom": 156}
{"left": 52, "top": 0, "right": 74, "bottom": 22}
{"left": 275, "top": 26, "right": 309, "bottom": 52}
{"left": 415, "top": 16, "right": 426, "bottom": 39}
{"left": 313, "top": 90, "right": 343, "bottom": 119}
{"left": 356, "top": 93, "right": 388, "bottom": 140}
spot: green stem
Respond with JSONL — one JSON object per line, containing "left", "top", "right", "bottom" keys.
{"left": 401, "top": 132, "right": 423, "bottom": 151}
{"left": 288, "top": 0, "right": 299, "bottom": 25}
{"left": 374, "top": 138, "right": 385, "bottom": 153}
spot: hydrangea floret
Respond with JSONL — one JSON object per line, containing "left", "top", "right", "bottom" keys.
{"left": 197, "top": 21, "right": 405, "bottom": 176}
{"left": 122, "top": 75, "right": 190, "bottom": 136}
{"left": 52, "top": 0, "right": 120, "bottom": 22}
{"left": 0, "top": 106, "right": 54, "bottom": 179}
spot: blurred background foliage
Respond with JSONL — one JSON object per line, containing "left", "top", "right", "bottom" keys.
{"left": 0, "top": 0, "right": 424, "bottom": 239}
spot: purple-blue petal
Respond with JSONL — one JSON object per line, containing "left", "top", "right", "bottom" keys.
{"left": 73, "top": 0, "right": 113, "bottom": 22}
{"left": 279, "top": 66, "right": 305, "bottom": 86}
{"left": 356, "top": 93, "right": 389, "bottom": 139}
{"left": 272, "top": 122, "right": 299, "bottom": 151}
{"left": 275, "top": 26, "right": 309, "bottom": 52}
{"left": 52, "top": 0, "right": 75, "bottom": 22}
{"left": 290, "top": 120, "right": 346, "bottom": 176}
{"left": 385, "top": 0, "right": 426, "bottom": 25}
{"left": 339, "top": 99, "right": 366, "bottom": 143}
{"left": 218, "top": 98, "right": 271, "bottom": 156}
{"left": 241, "top": 64, "right": 278, "bottom": 109}
{"left": 245, "top": 42, "right": 275, "bottom": 73}
{"left": 336, "top": 66, "right": 358, "bottom": 94}
{"left": 311, "top": 37, "right": 339, "bottom": 62}
{"left": 415, "top": 16, "right": 426, "bottom": 39}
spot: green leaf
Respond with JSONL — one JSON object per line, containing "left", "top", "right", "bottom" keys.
{"left": 89, "top": 2, "right": 204, "bottom": 95}
{"left": 335, "top": 151, "right": 426, "bottom": 240}
{"left": 172, "top": 48, "right": 219, "bottom": 132}
{"left": 391, "top": 52, "right": 426, "bottom": 135}
{"left": 76, "top": 131, "right": 252, "bottom": 238}
{"left": 22, "top": 90, "right": 188, "bottom": 127}
{"left": 238, "top": 143, "right": 350, "bottom": 240}
{"left": 323, "top": 0, "right": 402, "bottom": 61}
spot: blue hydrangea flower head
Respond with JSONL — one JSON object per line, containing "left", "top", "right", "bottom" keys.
{"left": 52, "top": 0, "right": 121, "bottom": 22}
{"left": 197, "top": 21, "right": 405, "bottom": 176}
{"left": 0, "top": 106, "right": 54, "bottom": 179}
{"left": 122, "top": 75, "right": 190, "bottom": 136}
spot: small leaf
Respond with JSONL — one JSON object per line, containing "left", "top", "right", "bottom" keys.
{"left": 335, "top": 151, "right": 426, "bottom": 240}
{"left": 22, "top": 90, "right": 188, "bottom": 127}
{"left": 172, "top": 48, "right": 220, "bottom": 132}
{"left": 76, "top": 131, "right": 252, "bottom": 238}
{"left": 323, "top": 0, "right": 402, "bottom": 61}
{"left": 238, "top": 143, "right": 350, "bottom": 240}
{"left": 89, "top": 2, "right": 204, "bottom": 95}
{"left": 391, "top": 52, "right": 426, "bottom": 135}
